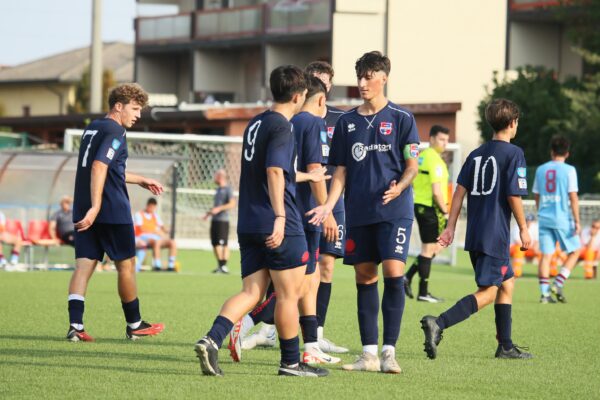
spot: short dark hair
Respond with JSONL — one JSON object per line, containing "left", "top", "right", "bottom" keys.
{"left": 108, "top": 83, "right": 148, "bottom": 109}
{"left": 147, "top": 198, "right": 157, "bottom": 206}
{"left": 430, "top": 125, "right": 450, "bottom": 137}
{"left": 305, "top": 61, "right": 334, "bottom": 79}
{"left": 269, "top": 65, "right": 307, "bottom": 103}
{"left": 550, "top": 135, "right": 570, "bottom": 156}
{"left": 305, "top": 74, "right": 327, "bottom": 100}
{"left": 355, "top": 51, "right": 391, "bottom": 79}
{"left": 484, "top": 98, "right": 520, "bottom": 132}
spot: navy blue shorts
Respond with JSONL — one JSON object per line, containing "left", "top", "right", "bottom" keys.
{"left": 75, "top": 223, "right": 136, "bottom": 262}
{"left": 344, "top": 218, "right": 413, "bottom": 265}
{"left": 305, "top": 230, "right": 320, "bottom": 275}
{"left": 319, "top": 210, "right": 345, "bottom": 258}
{"left": 238, "top": 233, "right": 308, "bottom": 279}
{"left": 469, "top": 251, "right": 514, "bottom": 287}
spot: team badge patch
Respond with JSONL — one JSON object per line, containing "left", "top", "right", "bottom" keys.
{"left": 517, "top": 167, "right": 526, "bottom": 178}
{"left": 410, "top": 143, "right": 419, "bottom": 158}
{"left": 111, "top": 138, "right": 121, "bottom": 150}
{"left": 320, "top": 131, "right": 328, "bottom": 144}
{"left": 327, "top": 127, "right": 334, "bottom": 139}
{"left": 106, "top": 148, "right": 115, "bottom": 160}
{"left": 518, "top": 178, "right": 527, "bottom": 189}
{"left": 379, "top": 122, "right": 392, "bottom": 136}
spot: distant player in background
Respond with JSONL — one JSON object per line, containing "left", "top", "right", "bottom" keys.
{"left": 49, "top": 196, "right": 76, "bottom": 246}
{"left": 67, "top": 83, "right": 164, "bottom": 342}
{"left": 305, "top": 61, "right": 349, "bottom": 354}
{"left": 134, "top": 197, "right": 178, "bottom": 272}
{"left": 203, "top": 169, "right": 236, "bottom": 274}
{"left": 421, "top": 98, "right": 533, "bottom": 360}
{"left": 509, "top": 213, "right": 539, "bottom": 277}
{"left": 580, "top": 219, "right": 600, "bottom": 279}
{"left": 0, "top": 211, "right": 22, "bottom": 268}
{"left": 405, "top": 125, "right": 450, "bottom": 303}
{"left": 534, "top": 135, "right": 581, "bottom": 303}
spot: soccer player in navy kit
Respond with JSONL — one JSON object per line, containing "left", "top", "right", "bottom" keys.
{"left": 67, "top": 83, "right": 165, "bottom": 342}
{"left": 308, "top": 51, "right": 420, "bottom": 373}
{"left": 421, "top": 98, "right": 533, "bottom": 360}
{"left": 195, "top": 66, "right": 328, "bottom": 377}
{"left": 306, "top": 61, "right": 349, "bottom": 354}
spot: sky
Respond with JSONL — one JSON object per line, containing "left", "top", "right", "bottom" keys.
{"left": 0, "top": 0, "right": 177, "bottom": 66}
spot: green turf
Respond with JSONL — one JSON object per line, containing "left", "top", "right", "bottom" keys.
{"left": 1, "top": 249, "right": 599, "bottom": 399}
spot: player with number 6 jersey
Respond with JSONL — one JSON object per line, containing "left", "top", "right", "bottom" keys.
{"left": 421, "top": 98, "right": 533, "bottom": 361}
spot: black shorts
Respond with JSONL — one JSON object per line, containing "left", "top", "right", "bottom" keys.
{"left": 210, "top": 220, "right": 230, "bottom": 246}
{"left": 469, "top": 251, "right": 514, "bottom": 287}
{"left": 344, "top": 219, "right": 413, "bottom": 265}
{"left": 238, "top": 233, "right": 308, "bottom": 279}
{"left": 74, "top": 223, "right": 136, "bottom": 262}
{"left": 414, "top": 204, "right": 446, "bottom": 244}
{"left": 319, "top": 210, "right": 345, "bottom": 258}
{"left": 60, "top": 230, "right": 75, "bottom": 247}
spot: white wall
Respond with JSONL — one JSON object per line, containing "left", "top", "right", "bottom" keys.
{"left": 194, "top": 50, "right": 241, "bottom": 99}
{"left": 509, "top": 22, "right": 560, "bottom": 70}
{"left": 265, "top": 42, "right": 330, "bottom": 88}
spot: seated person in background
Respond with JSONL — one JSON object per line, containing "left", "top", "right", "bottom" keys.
{"left": 510, "top": 213, "right": 540, "bottom": 277}
{"left": 0, "top": 211, "right": 22, "bottom": 267}
{"left": 50, "top": 196, "right": 75, "bottom": 246}
{"left": 134, "top": 198, "right": 177, "bottom": 271}
{"left": 580, "top": 219, "right": 600, "bottom": 279}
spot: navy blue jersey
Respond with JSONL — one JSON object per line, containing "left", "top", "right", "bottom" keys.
{"left": 457, "top": 140, "right": 528, "bottom": 259}
{"left": 73, "top": 118, "right": 132, "bottom": 224}
{"left": 324, "top": 105, "right": 345, "bottom": 214}
{"left": 292, "top": 112, "right": 324, "bottom": 232}
{"left": 237, "top": 110, "right": 304, "bottom": 235}
{"left": 329, "top": 102, "right": 420, "bottom": 228}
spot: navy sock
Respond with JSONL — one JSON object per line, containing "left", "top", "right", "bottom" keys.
{"left": 436, "top": 294, "right": 478, "bottom": 330}
{"left": 316, "top": 282, "right": 332, "bottom": 327}
{"left": 207, "top": 315, "right": 234, "bottom": 348}
{"left": 250, "top": 289, "right": 276, "bottom": 325}
{"left": 121, "top": 298, "right": 141, "bottom": 324}
{"left": 357, "top": 282, "right": 379, "bottom": 346}
{"left": 405, "top": 257, "right": 419, "bottom": 281}
{"left": 68, "top": 300, "right": 84, "bottom": 325}
{"left": 418, "top": 256, "right": 432, "bottom": 297}
{"left": 299, "top": 315, "right": 318, "bottom": 344}
{"left": 494, "top": 304, "right": 513, "bottom": 350}
{"left": 382, "top": 277, "right": 405, "bottom": 346}
{"left": 279, "top": 336, "right": 300, "bottom": 366}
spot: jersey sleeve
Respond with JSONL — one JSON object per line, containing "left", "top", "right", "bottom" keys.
{"left": 328, "top": 118, "right": 346, "bottom": 166}
{"left": 155, "top": 213, "right": 163, "bottom": 227}
{"left": 133, "top": 212, "right": 143, "bottom": 227}
{"left": 225, "top": 186, "right": 233, "bottom": 201}
{"left": 430, "top": 157, "right": 446, "bottom": 184}
{"left": 400, "top": 115, "right": 420, "bottom": 160}
{"left": 265, "top": 122, "right": 293, "bottom": 172}
{"left": 94, "top": 128, "right": 125, "bottom": 165}
{"left": 567, "top": 166, "right": 579, "bottom": 193}
{"left": 303, "top": 119, "right": 324, "bottom": 167}
{"left": 506, "top": 150, "right": 528, "bottom": 196}
{"left": 532, "top": 171, "right": 540, "bottom": 194}
{"left": 456, "top": 157, "right": 472, "bottom": 191}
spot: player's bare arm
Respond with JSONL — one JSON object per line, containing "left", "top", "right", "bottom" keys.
{"left": 307, "top": 165, "right": 346, "bottom": 225}
{"left": 569, "top": 191, "right": 580, "bottom": 234}
{"left": 296, "top": 166, "right": 330, "bottom": 183}
{"left": 265, "top": 166, "right": 286, "bottom": 249}
{"left": 432, "top": 182, "right": 449, "bottom": 215}
{"left": 307, "top": 163, "right": 338, "bottom": 243}
{"left": 75, "top": 160, "right": 108, "bottom": 232}
{"left": 507, "top": 195, "right": 531, "bottom": 250}
{"left": 438, "top": 184, "right": 467, "bottom": 247}
{"left": 382, "top": 156, "right": 418, "bottom": 205}
{"left": 125, "top": 172, "right": 164, "bottom": 195}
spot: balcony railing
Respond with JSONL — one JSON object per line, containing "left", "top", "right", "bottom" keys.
{"left": 136, "top": 0, "right": 331, "bottom": 44}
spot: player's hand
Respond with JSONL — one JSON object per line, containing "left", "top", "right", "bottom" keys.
{"left": 202, "top": 212, "right": 211, "bottom": 221}
{"left": 140, "top": 178, "right": 164, "bottom": 195}
{"left": 574, "top": 222, "right": 581, "bottom": 235}
{"left": 308, "top": 166, "right": 331, "bottom": 183}
{"left": 306, "top": 204, "right": 332, "bottom": 226}
{"left": 437, "top": 227, "right": 455, "bottom": 247}
{"left": 74, "top": 207, "right": 100, "bottom": 232}
{"left": 519, "top": 228, "right": 531, "bottom": 251}
{"left": 382, "top": 180, "right": 402, "bottom": 205}
{"left": 266, "top": 217, "right": 285, "bottom": 249}
{"left": 323, "top": 214, "right": 338, "bottom": 243}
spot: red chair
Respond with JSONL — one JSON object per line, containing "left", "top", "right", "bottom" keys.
{"left": 4, "top": 219, "right": 30, "bottom": 244}
{"left": 27, "top": 220, "right": 51, "bottom": 242}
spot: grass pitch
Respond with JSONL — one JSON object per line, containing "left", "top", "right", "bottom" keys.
{"left": 1, "top": 248, "right": 599, "bottom": 399}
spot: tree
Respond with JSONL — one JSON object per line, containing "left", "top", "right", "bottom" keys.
{"left": 69, "top": 67, "right": 116, "bottom": 114}
{"left": 555, "top": 0, "right": 600, "bottom": 56}
{"left": 477, "top": 66, "right": 572, "bottom": 166}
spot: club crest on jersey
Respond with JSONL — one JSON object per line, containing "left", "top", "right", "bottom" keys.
{"left": 379, "top": 122, "right": 393, "bottom": 136}
{"left": 320, "top": 131, "right": 328, "bottom": 144}
{"left": 111, "top": 138, "right": 121, "bottom": 150}
{"left": 348, "top": 123, "right": 356, "bottom": 132}
{"left": 518, "top": 178, "right": 527, "bottom": 189}
{"left": 517, "top": 167, "right": 526, "bottom": 178}
{"left": 410, "top": 143, "right": 419, "bottom": 158}
{"left": 327, "top": 127, "right": 335, "bottom": 139}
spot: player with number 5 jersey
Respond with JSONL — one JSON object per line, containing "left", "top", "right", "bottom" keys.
{"left": 421, "top": 98, "right": 533, "bottom": 361}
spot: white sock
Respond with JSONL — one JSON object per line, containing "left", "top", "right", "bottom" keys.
{"left": 241, "top": 314, "right": 255, "bottom": 337}
{"left": 70, "top": 323, "right": 84, "bottom": 330}
{"left": 168, "top": 256, "right": 176, "bottom": 268}
{"left": 317, "top": 326, "right": 324, "bottom": 340}
{"left": 153, "top": 259, "right": 162, "bottom": 268}
{"left": 382, "top": 345, "right": 395, "bottom": 355}
{"left": 128, "top": 320, "right": 142, "bottom": 329}
{"left": 363, "top": 345, "right": 378, "bottom": 356}
{"left": 68, "top": 294, "right": 85, "bottom": 302}
{"left": 304, "top": 342, "right": 319, "bottom": 352}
